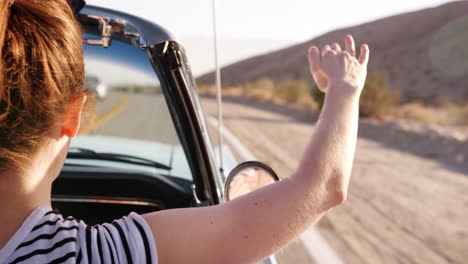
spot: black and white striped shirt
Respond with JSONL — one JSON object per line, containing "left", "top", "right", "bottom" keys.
{"left": 0, "top": 206, "right": 158, "bottom": 264}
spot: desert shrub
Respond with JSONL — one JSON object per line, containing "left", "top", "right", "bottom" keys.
{"left": 197, "top": 84, "right": 216, "bottom": 95}
{"left": 311, "top": 84, "right": 325, "bottom": 110}
{"left": 453, "top": 102, "right": 468, "bottom": 125}
{"left": 295, "top": 95, "right": 318, "bottom": 110}
{"left": 240, "top": 78, "right": 314, "bottom": 105}
{"left": 397, "top": 102, "right": 443, "bottom": 124}
{"left": 401, "top": 89, "right": 419, "bottom": 103}
{"left": 242, "top": 78, "right": 275, "bottom": 101}
{"left": 360, "top": 70, "right": 400, "bottom": 118}
{"left": 272, "top": 80, "right": 310, "bottom": 103}
{"left": 311, "top": 70, "right": 400, "bottom": 119}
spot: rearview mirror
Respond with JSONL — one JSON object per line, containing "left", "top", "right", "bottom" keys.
{"left": 224, "top": 161, "right": 280, "bottom": 201}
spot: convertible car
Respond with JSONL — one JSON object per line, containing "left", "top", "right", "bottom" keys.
{"left": 52, "top": 2, "right": 279, "bottom": 263}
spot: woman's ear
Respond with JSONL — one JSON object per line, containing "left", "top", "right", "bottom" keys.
{"left": 61, "top": 93, "right": 87, "bottom": 138}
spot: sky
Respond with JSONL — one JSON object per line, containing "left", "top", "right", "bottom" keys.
{"left": 86, "top": 0, "right": 456, "bottom": 76}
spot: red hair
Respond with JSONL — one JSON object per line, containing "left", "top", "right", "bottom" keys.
{"left": 0, "top": 0, "right": 84, "bottom": 169}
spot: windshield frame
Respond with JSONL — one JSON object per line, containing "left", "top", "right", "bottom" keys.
{"left": 147, "top": 41, "right": 221, "bottom": 205}
{"left": 78, "top": 5, "right": 220, "bottom": 205}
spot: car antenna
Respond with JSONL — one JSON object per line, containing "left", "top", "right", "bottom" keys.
{"left": 212, "top": 0, "right": 225, "bottom": 176}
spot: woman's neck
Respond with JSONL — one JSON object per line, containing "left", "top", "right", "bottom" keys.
{"left": 0, "top": 139, "right": 67, "bottom": 248}
{"left": 0, "top": 168, "right": 52, "bottom": 248}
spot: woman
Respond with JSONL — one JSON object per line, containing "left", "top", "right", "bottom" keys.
{"left": 0, "top": 0, "right": 369, "bottom": 263}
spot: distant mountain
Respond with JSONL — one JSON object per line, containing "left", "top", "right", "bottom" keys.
{"left": 180, "top": 36, "right": 294, "bottom": 76}
{"left": 197, "top": 1, "right": 468, "bottom": 103}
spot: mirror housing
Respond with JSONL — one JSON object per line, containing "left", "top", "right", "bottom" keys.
{"left": 224, "top": 161, "right": 280, "bottom": 201}
{"left": 69, "top": 0, "right": 86, "bottom": 15}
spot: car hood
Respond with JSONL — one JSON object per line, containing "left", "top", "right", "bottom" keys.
{"left": 69, "top": 135, "right": 192, "bottom": 180}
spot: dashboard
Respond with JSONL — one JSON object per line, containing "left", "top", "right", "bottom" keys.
{"left": 52, "top": 165, "right": 194, "bottom": 225}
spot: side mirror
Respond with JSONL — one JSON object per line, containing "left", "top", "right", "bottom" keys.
{"left": 224, "top": 161, "right": 280, "bottom": 201}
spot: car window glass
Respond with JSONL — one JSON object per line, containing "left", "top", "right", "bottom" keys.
{"left": 70, "top": 33, "right": 192, "bottom": 181}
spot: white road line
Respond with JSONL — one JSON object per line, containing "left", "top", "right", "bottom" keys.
{"left": 207, "top": 116, "right": 256, "bottom": 161}
{"left": 207, "top": 115, "right": 344, "bottom": 264}
{"left": 301, "top": 227, "right": 344, "bottom": 264}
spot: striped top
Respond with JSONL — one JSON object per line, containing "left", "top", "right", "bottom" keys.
{"left": 0, "top": 206, "right": 158, "bottom": 264}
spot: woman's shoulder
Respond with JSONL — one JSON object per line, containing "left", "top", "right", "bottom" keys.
{"left": 32, "top": 209, "right": 82, "bottom": 232}
{"left": 4, "top": 208, "right": 157, "bottom": 264}
{"left": 4, "top": 208, "right": 82, "bottom": 264}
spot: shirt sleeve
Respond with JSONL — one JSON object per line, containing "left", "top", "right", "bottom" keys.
{"left": 78, "top": 213, "right": 158, "bottom": 264}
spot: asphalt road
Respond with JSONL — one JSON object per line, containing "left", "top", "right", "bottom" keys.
{"left": 89, "top": 91, "right": 180, "bottom": 145}
{"left": 81, "top": 91, "right": 468, "bottom": 263}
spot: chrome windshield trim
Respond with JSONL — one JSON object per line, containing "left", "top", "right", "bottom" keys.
{"left": 80, "top": 5, "right": 175, "bottom": 47}
{"left": 52, "top": 195, "right": 164, "bottom": 209}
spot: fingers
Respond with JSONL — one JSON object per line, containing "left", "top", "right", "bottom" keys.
{"left": 307, "top": 46, "right": 320, "bottom": 72}
{"left": 345, "top": 35, "right": 356, "bottom": 57}
{"left": 331, "top": 43, "right": 341, "bottom": 52}
{"left": 308, "top": 38, "right": 369, "bottom": 68}
{"left": 322, "top": 45, "right": 334, "bottom": 57}
{"left": 358, "top": 44, "right": 370, "bottom": 66}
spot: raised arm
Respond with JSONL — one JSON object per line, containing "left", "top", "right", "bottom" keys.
{"left": 143, "top": 35, "right": 369, "bottom": 264}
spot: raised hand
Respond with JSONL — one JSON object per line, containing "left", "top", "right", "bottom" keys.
{"left": 308, "top": 35, "right": 369, "bottom": 95}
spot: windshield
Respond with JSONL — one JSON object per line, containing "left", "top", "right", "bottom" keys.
{"left": 68, "top": 33, "right": 191, "bottom": 181}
